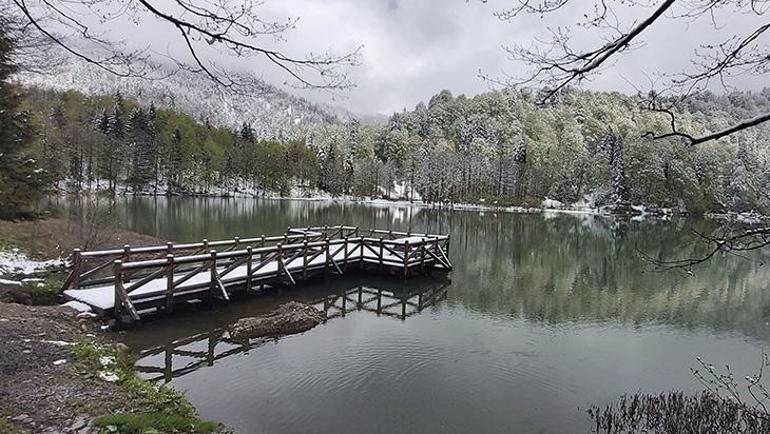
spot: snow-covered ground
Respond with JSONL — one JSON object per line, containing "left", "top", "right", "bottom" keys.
{"left": 0, "top": 249, "right": 63, "bottom": 278}
{"left": 705, "top": 211, "right": 770, "bottom": 225}
{"left": 54, "top": 177, "right": 710, "bottom": 221}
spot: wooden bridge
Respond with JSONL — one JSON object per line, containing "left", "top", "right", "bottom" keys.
{"left": 59, "top": 225, "right": 452, "bottom": 321}
{"left": 134, "top": 279, "right": 450, "bottom": 382}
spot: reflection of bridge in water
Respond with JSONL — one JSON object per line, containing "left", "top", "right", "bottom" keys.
{"left": 135, "top": 281, "right": 449, "bottom": 383}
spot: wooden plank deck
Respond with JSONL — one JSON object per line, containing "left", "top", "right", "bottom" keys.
{"left": 60, "top": 225, "right": 452, "bottom": 321}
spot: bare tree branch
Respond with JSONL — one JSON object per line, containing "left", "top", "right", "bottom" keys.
{"left": 639, "top": 225, "right": 770, "bottom": 271}
{"left": 642, "top": 104, "right": 770, "bottom": 146}
{"left": 488, "top": 0, "right": 770, "bottom": 143}
{"left": 491, "top": 0, "right": 675, "bottom": 103}
{"left": 4, "top": 0, "right": 360, "bottom": 91}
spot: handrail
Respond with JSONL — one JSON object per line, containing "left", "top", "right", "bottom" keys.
{"left": 60, "top": 226, "right": 452, "bottom": 294}
{"left": 120, "top": 238, "right": 349, "bottom": 270}
{"left": 117, "top": 236, "right": 451, "bottom": 271}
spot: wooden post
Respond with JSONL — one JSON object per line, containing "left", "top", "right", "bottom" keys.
{"left": 354, "top": 226, "right": 360, "bottom": 237}
{"left": 71, "top": 249, "right": 82, "bottom": 289}
{"left": 166, "top": 241, "right": 174, "bottom": 255}
{"left": 113, "top": 260, "right": 123, "bottom": 318}
{"left": 246, "top": 246, "right": 253, "bottom": 292}
{"left": 324, "top": 240, "right": 331, "bottom": 275}
{"left": 122, "top": 244, "right": 131, "bottom": 282}
{"left": 303, "top": 240, "right": 309, "bottom": 279}
{"left": 234, "top": 236, "right": 240, "bottom": 250}
{"left": 403, "top": 240, "right": 410, "bottom": 278}
{"left": 209, "top": 250, "right": 217, "bottom": 297}
{"left": 202, "top": 239, "right": 209, "bottom": 253}
{"left": 379, "top": 237, "right": 384, "bottom": 271}
{"left": 420, "top": 244, "right": 426, "bottom": 273}
{"left": 277, "top": 243, "right": 284, "bottom": 278}
{"left": 343, "top": 237, "right": 349, "bottom": 271}
{"left": 259, "top": 235, "right": 266, "bottom": 291}
{"left": 359, "top": 236, "right": 365, "bottom": 270}
{"left": 165, "top": 254, "right": 175, "bottom": 312}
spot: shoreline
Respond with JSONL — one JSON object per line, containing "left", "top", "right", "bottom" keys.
{"left": 55, "top": 188, "right": 770, "bottom": 222}
{"left": 0, "top": 219, "right": 223, "bottom": 434}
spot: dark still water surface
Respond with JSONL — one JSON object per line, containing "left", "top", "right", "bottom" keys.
{"left": 71, "top": 197, "right": 770, "bottom": 434}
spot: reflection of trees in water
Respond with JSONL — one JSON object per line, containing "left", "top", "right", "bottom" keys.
{"left": 435, "top": 211, "right": 770, "bottom": 341}
{"left": 133, "top": 278, "right": 449, "bottom": 383}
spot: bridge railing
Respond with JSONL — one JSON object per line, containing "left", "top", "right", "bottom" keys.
{"left": 58, "top": 227, "right": 342, "bottom": 293}
{"left": 104, "top": 235, "right": 449, "bottom": 321}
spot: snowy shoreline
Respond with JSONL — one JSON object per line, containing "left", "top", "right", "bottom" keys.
{"left": 53, "top": 179, "right": 770, "bottom": 223}
{"left": 0, "top": 249, "right": 64, "bottom": 278}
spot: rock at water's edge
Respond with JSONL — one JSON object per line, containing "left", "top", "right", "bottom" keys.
{"left": 230, "top": 302, "right": 326, "bottom": 340}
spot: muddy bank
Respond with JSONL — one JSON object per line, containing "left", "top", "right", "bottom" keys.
{"left": 0, "top": 302, "right": 115, "bottom": 433}
{"left": 230, "top": 302, "right": 326, "bottom": 340}
{"left": 0, "top": 300, "right": 221, "bottom": 434}
{"left": 0, "top": 217, "right": 165, "bottom": 261}
{"left": 0, "top": 217, "right": 167, "bottom": 307}
{"left": 0, "top": 219, "right": 219, "bottom": 433}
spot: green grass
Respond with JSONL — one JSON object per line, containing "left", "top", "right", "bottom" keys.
{"left": 70, "top": 342, "right": 222, "bottom": 434}
{"left": 0, "top": 417, "right": 24, "bottom": 434}
{"left": 92, "top": 412, "right": 219, "bottom": 434}
{"left": 19, "top": 274, "right": 62, "bottom": 305}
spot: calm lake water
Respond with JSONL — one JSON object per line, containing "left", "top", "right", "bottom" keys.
{"left": 60, "top": 197, "right": 770, "bottom": 433}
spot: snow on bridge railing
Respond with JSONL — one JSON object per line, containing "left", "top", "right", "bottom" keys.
{"left": 59, "top": 225, "right": 452, "bottom": 297}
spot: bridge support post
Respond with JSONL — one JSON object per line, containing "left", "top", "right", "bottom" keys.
{"left": 71, "top": 249, "right": 81, "bottom": 289}
{"left": 246, "top": 247, "right": 253, "bottom": 293}
{"left": 165, "top": 255, "right": 175, "bottom": 312}
{"left": 343, "top": 237, "right": 349, "bottom": 271}
{"left": 113, "top": 260, "right": 123, "bottom": 319}
{"left": 209, "top": 250, "right": 217, "bottom": 300}
{"left": 403, "top": 241, "right": 410, "bottom": 279}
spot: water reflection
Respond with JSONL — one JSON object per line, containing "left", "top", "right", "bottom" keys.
{"left": 55, "top": 196, "right": 770, "bottom": 434}
{"left": 131, "top": 276, "right": 449, "bottom": 383}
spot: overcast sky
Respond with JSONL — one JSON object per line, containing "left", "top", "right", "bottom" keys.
{"left": 56, "top": 0, "right": 769, "bottom": 116}
{"left": 244, "top": 0, "right": 763, "bottom": 116}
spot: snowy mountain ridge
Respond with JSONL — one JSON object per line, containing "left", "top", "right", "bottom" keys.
{"left": 16, "top": 56, "right": 348, "bottom": 138}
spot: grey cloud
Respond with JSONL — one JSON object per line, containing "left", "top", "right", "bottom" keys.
{"left": 68, "top": 0, "right": 769, "bottom": 116}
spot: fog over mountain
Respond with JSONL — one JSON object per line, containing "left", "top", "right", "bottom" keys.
{"left": 16, "top": 56, "right": 349, "bottom": 137}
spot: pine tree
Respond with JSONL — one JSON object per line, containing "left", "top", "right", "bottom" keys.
{"left": 0, "top": 20, "right": 48, "bottom": 219}
{"left": 128, "top": 107, "right": 155, "bottom": 191}
{"left": 601, "top": 129, "right": 628, "bottom": 205}
{"left": 147, "top": 104, "right": 160, "bottom": 194}
{"left": 167, "top": 128, "right": 184, "bottom": 191}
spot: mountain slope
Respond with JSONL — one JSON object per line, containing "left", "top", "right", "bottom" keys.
{"left": 16, "top": 57, "right": 345, "bottom": 137}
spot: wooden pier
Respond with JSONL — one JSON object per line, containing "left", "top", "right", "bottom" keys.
{"left": 59, "top": 225, "right": 452, "bottom": 321}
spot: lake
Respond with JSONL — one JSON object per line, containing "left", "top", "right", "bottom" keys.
{"left": 62, "top": 196, "right": 770, "bottom": 433}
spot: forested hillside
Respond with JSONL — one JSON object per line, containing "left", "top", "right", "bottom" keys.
{"left": 17, "top": 85, "right": 770, "bottom": 214}
{"left": 16, "top": 57, "right": 343, "bottom": 137}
